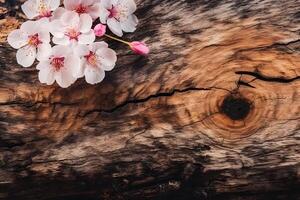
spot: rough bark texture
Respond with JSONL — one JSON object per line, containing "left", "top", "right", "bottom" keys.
{"left": 0, "top": 0, "right": 300, "bottom": 199}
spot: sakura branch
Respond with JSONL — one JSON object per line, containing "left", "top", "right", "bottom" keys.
{"left": 7, "top": 0, "right": 150, "bottom": 88}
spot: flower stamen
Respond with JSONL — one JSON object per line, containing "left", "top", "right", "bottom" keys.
{"left": 38, "top": 0, "right": 52, "bottom": 18}
{"left": 66, "top": 29, "right": 81, "bottom": 41}
{"left": 75, "top": 4, "right": 87, "bottom": 14}
{"left": 85, "top": 51, "right": 98, "bottom": 66}
{"left": 108, "top": 6, "right": 119, "bottom": 18}
{"left": 39, "top": 10, "right": 52, "bottom": 18}
{"left": 51, "top": 57, "right": 65, "bottom": 71}
{"left": 28, "top": 34, "right": 42, "bottom": 47}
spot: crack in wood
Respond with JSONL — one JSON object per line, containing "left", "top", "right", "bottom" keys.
{"left": 81, "top": 87, "right": 229, "bottom": 117}
{"left": 235, "top": 71, "right": 300, "bottom": 83}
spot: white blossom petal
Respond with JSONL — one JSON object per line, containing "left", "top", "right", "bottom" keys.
{"left": 120, "top": 14, "right": 138, "bottom": 32}
{"left": 38, "top": 31, "right": 51, "bottom": 43}
{"left": 37, "top": 43, "right": 52, "bottom": 61}
{"left": 73, "top": 59, "right": 86, "bottom": 78}
{"left": 61, "top": 10, "right": 80, "bottom": 28}
{"left": 89, "top": 42, "right": 108, "bottom": 52}
{"left": 121, "top": 0, "right": 137, "bottom": 14}
{"left": 111, "top": 0, "right": 119, "bottom": 5}
{"left": 52, "top": 45, "right": 72, "bottom": 57}
{"left": 63, "top": 0, "right": 81, "bottom": 10}
{"left": 79, "top": 14, "right": 93, "bottom": 33}
{"left": 78, "top": 30, "right": 95, "bottom": 44}
{"left": 65, "top": 54, "right": 81, "bottom": 79}
{"left": 88, "top": 3, "right": 101, "bottom": 19}
{"left": 36, "top": 17, "right": 52, "bottom": 32}
{"left": 21, "top": 0, "right": 39, "bottom": 19}
{"left": 53, "top": 36, "right": 70, "bottom": 45}
{"left": 73, "top": 44, "right": 90, "bottom": 56}
{"left": 20, "top": 21, "right": 40, "bottom": 35}
{"left": 16, "top": 46, "right": 36, "bottom": 67}
{"left": 55, "top": 70, "right": 76, "bottom": 88}
{"left": 52, "top": 7, "right": 66, "bottom": 20}
{"left": 101, "top": 0, "right": 113, "bottom": 9}
{"left": 107, "top": 18, "right": 123, "bottom": 37}
{"left": 82, "top": 0, "right": 95, "bottom": 6}
{"left": 54, "top": 55, "right": 78, "bottom": 88}
{"left": 47, "top": 0, "right": 60, "bottom": 10}
{"left": 7, "top": 29, "right": 28, "bottom": 49}
{"left": 99, "top": 7, "right": 110, "bottom": 24}
{"left": 38, "top": 61, "right": 55, "bottom": 85}
{"left": 37, "top": 60, "right": 50, "bottom": 70}
{"left": 96, "top": 47, "right": 117, "bottom": 71}
{"left": 49, "top": 20, "right": 64, "bottom": 38}
{"left": 84, "top": 66, "right": 105, "bottom": 84}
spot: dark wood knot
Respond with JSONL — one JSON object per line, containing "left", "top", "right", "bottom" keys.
{"left": 220, "top": 95, "right": 251, "bottom": 120}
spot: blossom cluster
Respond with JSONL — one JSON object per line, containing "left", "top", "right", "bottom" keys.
{"left": 7, "top": 0, "right": 149, "bottom": 88}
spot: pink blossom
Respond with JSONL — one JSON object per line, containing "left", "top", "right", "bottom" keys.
{"left": 129, "top": 41, "right": 149, "bottom": 56}
{"left": 21, "top": 0, "right": 60, "bottom": 20}
{"left": 50, "top": 11, "right": 95, "bottom": 46}
{"left": 7, "top": 21, "right": 51, "bottom": 67}
{"left": 94, "top": 24, "right": 107, "bottom": 37}
{"left": 73, "top": 42, "right": 117, "bottom": 84}
{"left": 64, "top": 0, "right": 101, "bottom": 20}
{"left": 8, "top": 0, "right": 146, "bottom": 88}
{"left": 100, "top": 0, "right": 138, "bottom": 37}
{"left": 37, "top": 45, "right": 79, "bottom": 88}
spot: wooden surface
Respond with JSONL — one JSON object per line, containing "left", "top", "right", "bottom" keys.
{"left": 0, "top": 0, "right": 300, "bottom": 199}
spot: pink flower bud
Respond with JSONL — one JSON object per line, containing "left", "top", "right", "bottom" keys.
{"left": 129, "top": 41, "right": 150, "bottom": 56}
{"left": 94, "top": 24, "right": 106, "bottom": 37}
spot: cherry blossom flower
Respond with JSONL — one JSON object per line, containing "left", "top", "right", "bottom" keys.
{"left": 7, "top": 21, "right": 51, "bottom": 67}
{"left": 50, "top": 10, "right": 95, "bottom": 46}
{"left": 21, "top": 0, "right": 60, "bottom": 20}
{"left": 100, "top": 0, "right": 138, "bottom": 37}
{"left": 64, "top": 0, "right": 101, "bottom": 20}
{"left": 7, "top": 0, "right": 148, "bottom": 88}
{"left": 94, "top": 24, "right": 107, "bottom": 37}
{"left": 73, "top": 42, "right": 117, "bottom": 84}
{"left": 130, "top": 41, "right": 149, "bottom": 56}
{"left": 37, "top": 45, "right": 79, "bottom": 88}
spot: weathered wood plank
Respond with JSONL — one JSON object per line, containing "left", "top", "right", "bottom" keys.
{"left": 0, "top": 0, "right": 299, "bottom": 199}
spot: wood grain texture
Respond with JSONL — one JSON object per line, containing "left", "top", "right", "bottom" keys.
{"left": 0, "top": 0, "right": 300, "bottom": 199}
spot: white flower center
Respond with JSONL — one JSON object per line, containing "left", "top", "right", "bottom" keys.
{"left": 51, "top": 57, "right": 65, "bottom": 71}
{"left": 108, "top": 5, "right": 128, "bottom": 21}
{"left": 75, "top": 4, "right": 88, "bottom": 14}
{"left": 28, "top": 34, "right": 42, "bottom": 47}
{"left": 85, "top": 51, "right": 97, "bottom": 66}
{"left": 65, "top": 29, "right": 81, "bottom": 41}
{"left": 38, "top": 0, "right": 52, "bottom": 18}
